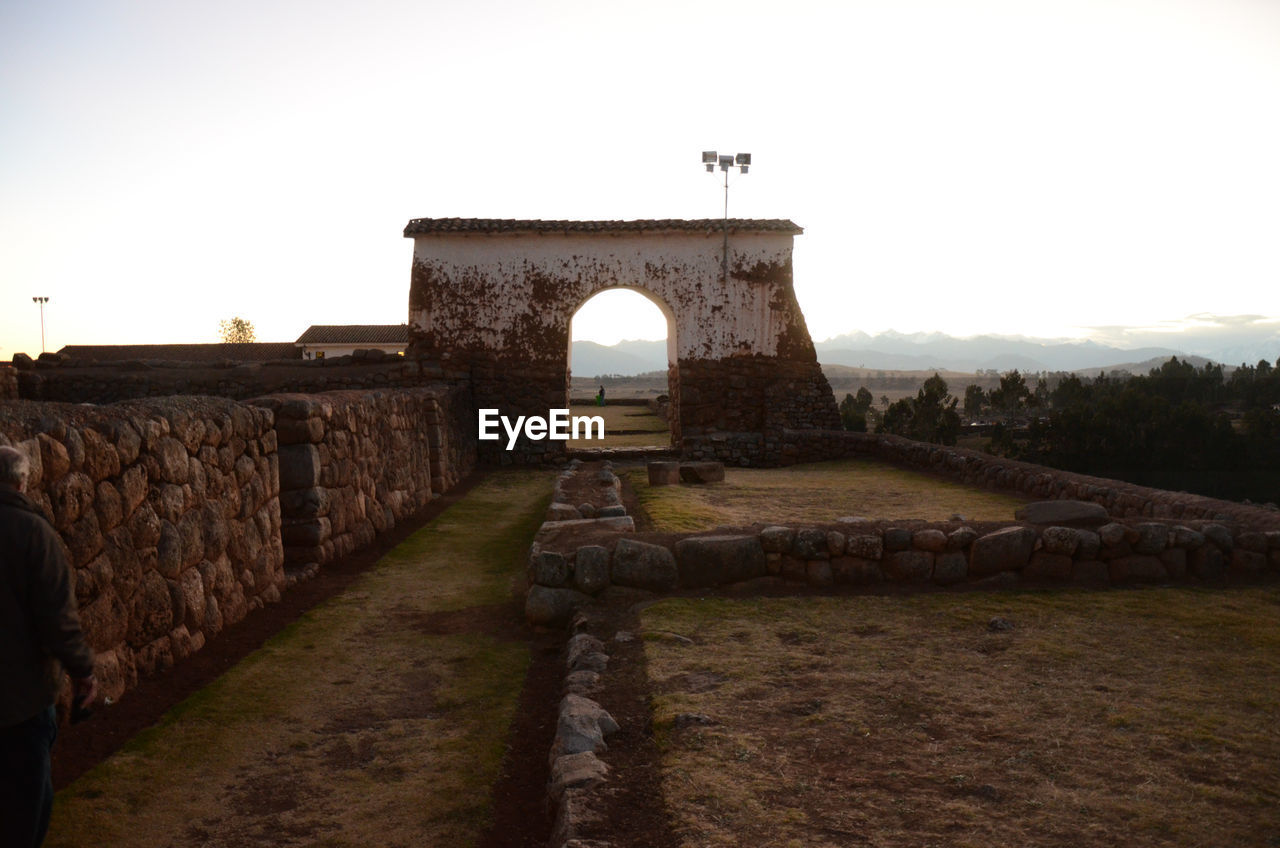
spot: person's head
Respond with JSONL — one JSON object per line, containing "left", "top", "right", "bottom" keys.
{"left": 0, "top": 445, "right": 31, "bottom": 493}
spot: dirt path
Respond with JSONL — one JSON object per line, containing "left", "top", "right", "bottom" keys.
{"left": 47, "top": 470, "right": 555, "bottom": 848}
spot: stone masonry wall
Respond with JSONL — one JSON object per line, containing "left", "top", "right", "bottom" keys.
{"left": 527, "top": 517, "right": 1280, "bottom": 626}
{"left": 15, "top": 356, "right": 468, "bottom": 405}
{"left": 0, "top": 384, "right": 475, "bottom": 706}
{"left": 680, "top": 356, "right": 840, "bottom": 466}
{"left": 249, "top": 388, "right": 475, "bottom": 572}
{"left": 0, "top": 365, "right": 18, "bottom": 400}
{"left": 783, "top": 429, "right": 1280, "bottom": 529}
{"left": 0, "top": 397, "right": 283, "bottom": 704}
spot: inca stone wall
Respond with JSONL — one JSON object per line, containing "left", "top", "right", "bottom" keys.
{"left": 527, "top": 518, "right": 1280, "bottom": 626}
{"left": 0, "top": 365, "right": 17, "bottom": 400}
{"left": 14, "top": 354, "right": 464, "bottom": 405}
{"left": 0, "top": 385, "right": 476, "bottom": 706}
{"left": 525, "top": 459, "right": 1280, "bottom": 627}
{"left": 0, "top": 397, "right": 283, "bottom": 703}
{"left": 250, "top": 388, "right": 474, "bottom": 572}
{"left": 403, "top": 219, "right": 839, "bottom": 466}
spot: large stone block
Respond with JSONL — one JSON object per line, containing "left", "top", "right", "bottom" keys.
{"left": 647, "top": 461, "right": 680, "bottom": 486}
{"left": 1014, "top": 500, "right": 1109, "bottom": 526}
{"left": 1024, "top": 552, "right": 1072, "bottom": 581}
{"left": 127, "top": 570, "right": 175, "bottom": 647}
{"left": 277, "top": 444, "right": 321, "bottom": 491}
{"left": 675, "top": 535, "right": 767, "bottom": 588}
{"left": 933, "top": 552, "right": 967, "bottom": 585}
{"left": 969, "top": 526, "right": 1037, "bottom": 576}
{"left": 533, "top": 550, "right": 569, "bottom": 587}
{"left": 1109, "top": 555, "right": 1167, "bottom": 583}
{"left": 573, "top": 546, "right": 610, "bottom": 595}
{"left": 759, "top": 526, "right": 794, "bottom": 553}
{"left": 611, "top": 538, "right": 678, "bottom": 592}
{"left": 526, "top": 585, "right": 592, "bottom": 627}
{"left": 885, "top": 550, "right": 932, "bottom": 582}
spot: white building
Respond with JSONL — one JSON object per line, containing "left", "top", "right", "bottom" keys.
{"left": 295, "top": 325, "right": 408, "bottom": 360}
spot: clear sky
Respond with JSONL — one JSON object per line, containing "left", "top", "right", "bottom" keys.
{"left": 2, "top": 0, "right": 1278, "bottom": 356}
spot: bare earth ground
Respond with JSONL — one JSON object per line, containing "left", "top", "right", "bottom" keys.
{"left": 47, "top": 471, "right": 556, "bottom": 848}
{"left": 625, "top": 458, "right": 1028, "bottom": 532}
{"left": 640, "top": 589, "right": 1280, "bottom": 848}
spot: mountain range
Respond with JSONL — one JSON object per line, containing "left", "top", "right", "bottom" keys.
{"left": 570, "top": 329, "right": 1278, "bottom": 378}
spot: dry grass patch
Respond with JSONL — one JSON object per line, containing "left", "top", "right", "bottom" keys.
{"left": 626, "top": 458, "right": 1026, "bottom": 532}
{"left": 642, "top": 588, "right": 1280, "bottom": 848}
{"left": 48, "top": 471, "right": 553, "bottom": 848}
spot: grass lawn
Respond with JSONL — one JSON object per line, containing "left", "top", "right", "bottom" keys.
{"left": 642, "top": 587, "right": 1280, "bottom": 848}
{"left": 625, "top": 458, "right": 1027, "bottom": 532}
{"left": 47, "top": 470, "right": 552, "bottom": 848}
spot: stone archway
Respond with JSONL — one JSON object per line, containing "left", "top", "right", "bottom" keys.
{"left": 403, "top": 218, "right": 839, "bottom": 465}
{"left": 567, "top": 285, "right": 679, "bottom": 445}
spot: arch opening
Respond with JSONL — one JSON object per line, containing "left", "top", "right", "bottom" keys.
{"left": 567, "top": 286, "right": 678, "bottom": 450}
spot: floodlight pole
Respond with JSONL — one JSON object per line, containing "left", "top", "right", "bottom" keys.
{"left": 32, "top": 296, "right": 49, "bottom": 353}
{"left": 721, "top": 167, "right": 732, "bottom": 284}
{"left": 701, "top": 151, "right": 750, "bottom": 283}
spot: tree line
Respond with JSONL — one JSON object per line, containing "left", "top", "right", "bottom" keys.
{"left": 839, "top": 357, "right": 1280, "bottom": 503}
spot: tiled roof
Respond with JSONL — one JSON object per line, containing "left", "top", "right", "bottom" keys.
{"left": 57, "top": 343, "right": 301, "bottom": 362}
{"left": 403, "top": 218, "right": 803, "bottom": 236}
{"left": 294, "top": 324, "right": 409, "bottom": 345}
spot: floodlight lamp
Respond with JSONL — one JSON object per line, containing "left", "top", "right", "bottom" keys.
{"left": 735, "top": 153, "right": 751, "bottom": 165}
{"left": 718, "top": 154, "right": 734, "bottom": 170}
{"left": 702, "top": 150, "right": 718, "bottom": 164}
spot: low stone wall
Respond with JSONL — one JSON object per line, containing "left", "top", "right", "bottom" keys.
{"left": 527, "top": 517, "right": 1280, "bottom": 624}
{"left": 0, "top": 397, "right": 283, "bottom": 703}
{"left": 249, "top": 388, "right": 474, "bottom": 572}
{"left": 0, "top": 365, "right": 18, "bottom": 400}
{"left": 14, "top": 356, "right": 469, "bottom": 405}
{"left": 783, "top": 429, "right": 1280, "bottom": 529}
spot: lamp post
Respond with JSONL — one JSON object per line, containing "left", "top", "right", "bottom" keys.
{"left": 701, "top": 151, "right": 751, "bottom": 282}
{"left": 32, "top": 296, "right": 49, "bottom": 353}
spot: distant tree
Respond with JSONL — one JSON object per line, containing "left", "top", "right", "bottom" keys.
{"left": 877, "top": 373, "right": 961, "bottom": 445}
{"left": 839, "top": 387, "right": 876, "bottom": 432}
{"left": 988, "top": 370, "right": 1031, "bottom": 417}
{"left": 218, "top": 317, "right": 256, "bottom": 343}
{"left": 963, "top": 384, "right": 985, "bottom": 420}
{"left": 839, "top": 393, "right": 867, "bottom": 432}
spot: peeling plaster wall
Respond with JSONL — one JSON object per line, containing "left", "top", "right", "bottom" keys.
{"left": 406, "top": 226, "right": 839, "bottom": 465}
{"left": 408, "top": 231, "right": 811, "bottom": 363}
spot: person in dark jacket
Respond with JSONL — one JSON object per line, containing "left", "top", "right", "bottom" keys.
{"left": 1, "top": 445, "right": 97, "bottom": 848}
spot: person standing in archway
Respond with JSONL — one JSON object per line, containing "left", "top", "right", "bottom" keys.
{"left": 1, "top": 445, "right": 98, "bottom": 848}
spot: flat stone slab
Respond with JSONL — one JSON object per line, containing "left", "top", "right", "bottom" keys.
{"left": 1014, "top": 500, "right": 1110, "bottom": 527}
{"left": 534, "top": 516, "right": 635, "bottom": 548}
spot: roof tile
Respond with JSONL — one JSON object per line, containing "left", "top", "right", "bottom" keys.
{"left": 402, "top": 218, "right": 803, "bottom": 237}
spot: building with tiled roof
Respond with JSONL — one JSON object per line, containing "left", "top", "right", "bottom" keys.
{"left": 402, "top": 218, "right": 803, "bottom": 236}
{"left": 294, "top": 325, "right": 408, "bottom": 360}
